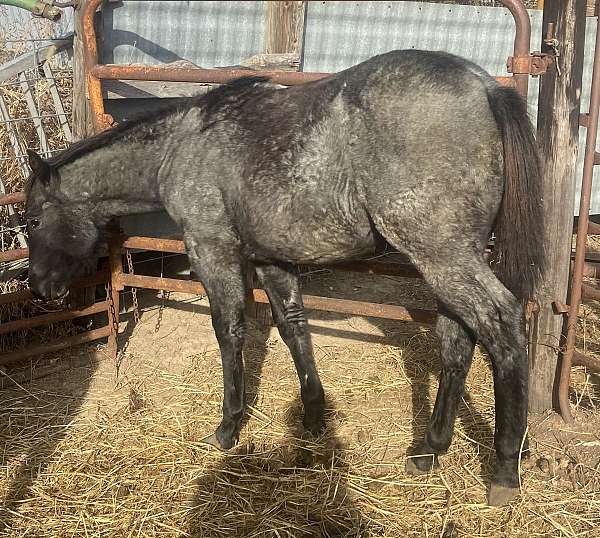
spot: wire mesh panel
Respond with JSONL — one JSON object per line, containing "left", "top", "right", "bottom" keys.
{"left": 0, "top": 23, "right": 75, "bottom": 351}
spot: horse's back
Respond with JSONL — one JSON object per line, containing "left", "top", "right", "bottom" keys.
{"left": 181, "top": 50, "right": 505, "bottom": 265}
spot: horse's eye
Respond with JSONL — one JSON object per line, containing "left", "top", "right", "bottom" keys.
{"left": 28, "top": 218, "right": 41, "bottom": 230}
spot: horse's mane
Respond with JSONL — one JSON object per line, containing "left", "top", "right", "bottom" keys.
{"left": 46, "top": 75, "right": 271, "bottom": 169}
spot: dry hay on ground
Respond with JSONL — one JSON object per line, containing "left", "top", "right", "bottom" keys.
{"left": 0, "top": 272, "right": 599, "bottom": 538}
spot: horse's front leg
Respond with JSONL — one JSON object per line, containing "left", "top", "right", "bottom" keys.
{"left": 187, "top": 243, "right": 247, "bottom": 450}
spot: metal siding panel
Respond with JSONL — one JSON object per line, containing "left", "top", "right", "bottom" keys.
{"left": 101, "top": 1, "right": 267, "bottom": 67}
{"left": 5, "top": 2, "right": 600, "bottom": 214}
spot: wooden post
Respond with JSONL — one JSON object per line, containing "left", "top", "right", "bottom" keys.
{"left": 265, "top": 1, "right": 306, "bottom": 55}
{"left": 532, "top": 0, "right": 586, "bottom": 412}
{"left": 71, "top": 1, "right": 99, "bottom": 309}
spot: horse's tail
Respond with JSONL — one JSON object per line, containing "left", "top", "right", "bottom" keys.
{"left": 486, "top": 84, "right": 544, "bottom": 301}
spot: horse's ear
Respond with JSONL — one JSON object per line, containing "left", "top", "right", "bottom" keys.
{"left": 27, "top": 149, "right": 50, "bottom": 183}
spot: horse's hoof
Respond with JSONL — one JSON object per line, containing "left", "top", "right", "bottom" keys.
{"left": 488, "top": 483, "right": 520, "bottom": 506}
{"left": 200, "top": 433, "right": 227, "bottom": 451}
{"left": 405, "top": 454, "right": 438, "bottom": 475}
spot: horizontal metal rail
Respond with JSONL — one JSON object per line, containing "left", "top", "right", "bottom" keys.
{"left": 92, "top": 63, "right": 516, "bottom": 89}
{"left": 0, "top": 191, "right": 25, "bottom": 206}
{"left": 122, "top": 236, "right": 422, "bottom": 279}
{"left": 0, "top": 300, "right": 107, "bottom": 336}
{"left": 0, "top": 248, "right": 28, "bottom": 263}
{"left": 118, "top": 272, "right": 436, "bottom": 325}
{"left": 0, "top": 326, "right": 111, "bottom": 366}
{"left": 0, "top": 270, "right": 107, "bottom": 306}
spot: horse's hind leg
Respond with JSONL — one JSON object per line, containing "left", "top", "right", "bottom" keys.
{"left": 376, "top": 208, "right": 527, "bottom": 504}
{"left": 186, "top": 241, "right": 247, "bottom": 450}
{"left": 406, "top": 304, "right": 475, "bottom": 474}
{"left": 254, "top": 263, "right": 325, "bottom": 433}
{"left": 418, "top": 260, "right": 527, "bottom": 505}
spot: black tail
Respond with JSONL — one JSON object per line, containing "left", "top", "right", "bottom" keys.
{"left": 486, "top": 85, "right": 544, "bottom": 301}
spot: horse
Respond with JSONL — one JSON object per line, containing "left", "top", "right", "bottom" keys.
{"left": 24, "top": 49, "right": 543, "bottom": 506}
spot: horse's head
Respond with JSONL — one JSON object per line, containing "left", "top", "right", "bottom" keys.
{"left": 25, "top": 150, "right": 103, "bottom": 301}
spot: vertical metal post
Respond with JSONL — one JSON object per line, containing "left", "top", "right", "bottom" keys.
{"left": 501, "top": 0, "right": 532, "bottom": 98}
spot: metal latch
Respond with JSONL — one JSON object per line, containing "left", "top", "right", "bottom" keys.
{"left": 506, "top": 52, "right": 555, "bottom": 77}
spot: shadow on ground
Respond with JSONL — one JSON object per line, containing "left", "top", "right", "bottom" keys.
{"left": 186, "top": 395, "right": 375, "bottom": 538}
{"left": 0, "top": 350, "right": 98, "bottom": 530}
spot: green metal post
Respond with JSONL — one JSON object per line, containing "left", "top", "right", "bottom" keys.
{"left": 0, "top": 0, "right": 61, "bottom": 21}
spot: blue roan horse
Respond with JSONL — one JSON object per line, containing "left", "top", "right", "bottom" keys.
{"left": 24, "top": 50, "right": 543, "bottom": 506}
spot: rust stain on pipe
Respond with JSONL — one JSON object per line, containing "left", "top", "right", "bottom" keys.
{"left": 123, "top": 236, "right": 186, "bottom": 254}
{"left": 92, "top": 64, "right": 330, "bottom": 86}
{"left": 121, "top": 273, "right": 205, "bottom": 295}
{"left": 91, "top": 63, "right": 515, "bottom": 89}
{"left": 0, "top": 248, "right": 28, "bottom": 263}
{"left": 501, "top": 0, "right": 531, "bottom": 98}
{"left": 81, "top": 0, "right": 112, "bottom": 132}
{"left": 582, "top": 283, "right": 600, "bottom": 302}
{"left": 572, "top": 350, "right": 600, "bottom": 372}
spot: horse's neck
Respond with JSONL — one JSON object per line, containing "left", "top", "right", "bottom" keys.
{"left": 58, "top": 138, "right": 165, "bottom": 216}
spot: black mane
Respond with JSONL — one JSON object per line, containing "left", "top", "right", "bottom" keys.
{"left": 47, "top": 75, "right": 271, "bottom": 169}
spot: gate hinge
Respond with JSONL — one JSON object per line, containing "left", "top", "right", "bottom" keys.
{"left": 507, "top": 52, "right": 555, "bottom": 76}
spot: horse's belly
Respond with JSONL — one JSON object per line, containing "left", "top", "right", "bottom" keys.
{"left": 244, "top": 216, "right": 378, "bottom": 265}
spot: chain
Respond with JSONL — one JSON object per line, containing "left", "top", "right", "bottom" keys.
{"left": 548, "top": 39, "right": 561, "bottom": 77}
{"left": 106, "top": 281, "right": 119, "bottom": 342}
{"left": 126, "top": 248, "right": 140, "bottom": 323}
{"left": 154, "top": 290, "right": 170, "bottom": 333}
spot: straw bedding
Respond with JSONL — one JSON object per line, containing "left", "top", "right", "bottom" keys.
{"left": 0, "top": 270, "right": 599, "bottom": 537}
{"left": 0, "top": 6, "right": 597, "bottom": 534}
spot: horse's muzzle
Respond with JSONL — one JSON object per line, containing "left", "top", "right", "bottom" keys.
{"left": 29, "top": 278, "right": 70, "bottom": 302}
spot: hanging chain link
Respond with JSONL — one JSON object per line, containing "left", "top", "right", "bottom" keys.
{"left": 106, "top": 281, "right": 119, "bottom": 340}
{"left": 154, "top": 290, "right": 170, "bottom": 333}
{"left": 126, "top": 248, "right": 140, "bottom": 323}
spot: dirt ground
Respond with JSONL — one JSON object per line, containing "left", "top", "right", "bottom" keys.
{"left": 1, "top": 267, "right": 599, "bottom": 537}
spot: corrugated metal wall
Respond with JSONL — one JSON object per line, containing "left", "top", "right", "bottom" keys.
{"left": 100, "top": 1, "right": 266, "bottom": 67}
